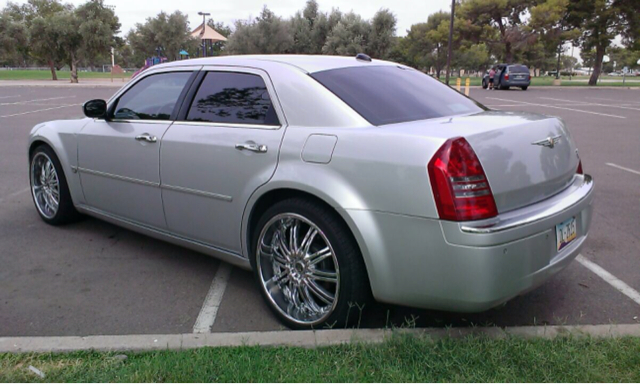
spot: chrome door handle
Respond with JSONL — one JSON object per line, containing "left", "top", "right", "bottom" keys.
{"left": 235, "top": 143, "right": 268, "bottom": 153}
{"left": 135, "top": 133, "right": 157, "bottom": 143}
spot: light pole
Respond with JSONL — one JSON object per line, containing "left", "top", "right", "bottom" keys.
{"left": 445, "top": 0, "right": 456, "bottom": 85}
{"left": 198, "top": 11, "right": 210, "bottom": 57}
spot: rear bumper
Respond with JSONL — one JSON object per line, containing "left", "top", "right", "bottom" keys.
{"left": 503, "top": 79, "right": 530, "bottom": 86}
{"left": 346, "top": 174, "right": 594, "bottom": 312}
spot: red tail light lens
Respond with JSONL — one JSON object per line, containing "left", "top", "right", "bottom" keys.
{"left": 428, "top": 138, "right": 498, "bottom": 221}
{"left": 504, "top": 73, "right": 510, "bottom": 80}
{"left": 576, "top": 160, "right": 583, "bottom": 174}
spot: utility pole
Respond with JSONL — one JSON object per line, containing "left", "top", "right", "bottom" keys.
{"left": 445, "top": 0, "right": 456, "bottom": 85}
{"left": 198, "top": 11, "right": 210, "bottom": 57}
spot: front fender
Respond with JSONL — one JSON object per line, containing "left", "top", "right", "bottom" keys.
{"left": 28, "top": 119, "right": 91, "bottom": 206}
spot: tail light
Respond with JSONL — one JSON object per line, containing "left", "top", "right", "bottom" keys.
{"left": 576, "top": 160, "right": 583, "bottom": 174}
{"left": 428, "top": 138, "right": 498, "bottom": 221}
{"left": 528, "top": 74, "right": 532, "bottom": 80}
{"left": 504, "top": 73, "right": 510, "bottom": 80}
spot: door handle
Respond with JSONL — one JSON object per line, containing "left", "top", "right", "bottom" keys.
{"left": 235, "top": 143, "right": 268, "bottom": 153}
{"left": 135, "top": 133, "right": 157, "bottom": 143}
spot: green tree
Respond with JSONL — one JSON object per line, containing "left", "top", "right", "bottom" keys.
{"left": 459, "top": 0, "right": 538, "bottom": 63}
{"left": 75, "top": 0, "right": 120, "bottom": 68}
{"left": 367, "top": 9, "right": 397, "bottom": 59}
{"left": 227, "top": 6, "right": 293, "bottom": 54}
{"left": 322, "top": 12, "right": 370, "bottom": 55}
{"left": 567, "top": 0, "right": 640, "bottom": 85}
{"left": 0, "top": 11, "right": 28, "bottom": 66}
{"left": 128, "top": 11, "right": 197, "bottom": 61}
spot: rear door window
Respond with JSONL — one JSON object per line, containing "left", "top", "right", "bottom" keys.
{"left": 113, "top": 72, "right": 192, "bottom": 120}
{"left": 509, "top": 65, "right": 529, "bottom": 73}
{"left": 311, "top": 66, "right": 485, "bottom": 126}
{"left": 186, "top": 72, "right": 280, "bottom": 126}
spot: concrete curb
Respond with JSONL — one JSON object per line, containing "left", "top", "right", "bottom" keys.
{"left": 2, "top": 324, "right": 640, "bottom": 353}
{"left": 0, "top": 80, "right": 128, "bottom": 88}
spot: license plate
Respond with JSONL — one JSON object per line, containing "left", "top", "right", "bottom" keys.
{"left": 556, "top": 217, "right": 577, "bottom": 251}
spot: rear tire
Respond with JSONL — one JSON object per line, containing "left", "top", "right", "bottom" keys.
{"left": 250, "top": 198, "right": 371, "bottom": 329}
{"left": 29, "top": 145, "right": 81, "bottom": 225}
{"left": 521, "top": 86, "right": 528, "bottom": 91}
{"left": 482, "top": 80, "right": 487, "bottom": 89}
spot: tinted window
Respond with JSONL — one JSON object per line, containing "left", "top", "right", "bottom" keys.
{"left": 113, "top": 72, "right": 191, "bottom": 120}
{"left": 187, "top": 72, "right": 279, "bottom": 125}
{"left": 508, "top": 65, "right": 529, "bottom": 73}
{"left": 311, "top": 66, "right": 485, "bottom": 126}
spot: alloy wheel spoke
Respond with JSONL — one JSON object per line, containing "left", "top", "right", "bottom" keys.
{"left": 300, "top": 227, "right": 318, "bottom": 255}
{"left": 290, "top": 220, "right": 299, "bottom": 253}
{"left": 304, "top": 279, "right": 334, "bottom": 305}
{"left": 308, "top": 269, "right": 338, "bottom": 284}
{"left": 307, "top": 247, "right": 332, "bottom": 266}
{"left": 301, "top": 285, "right": 322, "bottom": 314}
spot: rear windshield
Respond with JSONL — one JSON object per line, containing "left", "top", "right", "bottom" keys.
{"left": 311, "top": 66, "right": 486, "bottom": 126}
{"left": 508, "top": 65, "right": 529, "bottom": 73}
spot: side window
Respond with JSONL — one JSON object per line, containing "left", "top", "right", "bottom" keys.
{"left": 113, "top": 72, "right": 192, "bottom": 121}
{"left": 186, "top": 72, "right": 280, "bottom": 126}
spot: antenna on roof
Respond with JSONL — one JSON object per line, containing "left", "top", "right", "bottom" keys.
{"left": 355, "top": 53, "right": 372, "bottom": 62}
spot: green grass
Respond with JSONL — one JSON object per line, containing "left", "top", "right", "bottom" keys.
{"left": 0, "top": 69, "right": 130, "bottom": 80}
{"left": 445, "top": 75, "right": 640, "bottom": 87}
{"left": 2, "top": 335, "right": 640, "bottom": 382}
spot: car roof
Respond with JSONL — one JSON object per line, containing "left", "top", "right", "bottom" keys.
{"left": 156, "top": 54, "right": 398, "bottom": 74}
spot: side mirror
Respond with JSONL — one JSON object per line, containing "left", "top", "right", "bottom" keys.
{"left": 83, "top": 99, "right": 107, "bottom": 119}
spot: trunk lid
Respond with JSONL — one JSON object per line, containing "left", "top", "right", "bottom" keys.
{"left": 390, "top": 111, "right": 579, "bottom": 214}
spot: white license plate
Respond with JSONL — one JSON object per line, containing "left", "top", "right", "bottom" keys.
{"left": 556, "top": 217, "right": 577, "bottom": 251}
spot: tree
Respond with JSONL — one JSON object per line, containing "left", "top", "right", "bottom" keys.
{"left": 0, "top": 11, "right": 28, "bottom": 66}
{"left": 322, "top": 12, "right": 370, "bottom": 56}
{"left": 226, "top": 6, "right": 293, "bottom": 54}
{"left": 75, "top": 0, "right": 120, "bottom": 67}
{"left": 128, "top": 11, "right": 197, "bottom": 61}
{"left": 459, "top": 0, "right": 538, "bottom": 63}
{"left": 567, "top": 0, "right": 640, "bottom": 85}
{"left": 367, "top": 9, "right": 397, "bottom": 59}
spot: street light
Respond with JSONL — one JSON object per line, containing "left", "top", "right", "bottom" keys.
{"left": 198, "top": 11, "right": 210, "bottom": 57}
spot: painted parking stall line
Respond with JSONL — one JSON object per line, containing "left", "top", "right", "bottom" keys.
{"left": 606, "top": 163, "right": 640, "bottom": 176}
{"left": 539, "top": 97, "right": 640, "bottom": 112}
{"left": 576, "top": 254, "right": 640, "bottom": 306}
{"left": 0, "top": 104, "right": 80, "bottom": 118}
{"left": 193, "top": 263, "right": 233, "bottom": 333}
{"left": 486, "top": 97, "right": 626, "bottom": 119}
{"left": 0, "top": 96, "right": 73, "bottom": 106}
{"left": 0, "top": 187, "right": 30, "bottom": 204}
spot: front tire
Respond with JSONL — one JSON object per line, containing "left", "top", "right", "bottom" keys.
{"left": 482, "top": 80, "right": 488, "bottom": 89}
{"left": 30, "top": 145, "right": 81, "bottom": 225}
{"left": 251, "top": 198, "right": 370, "bottom": 329}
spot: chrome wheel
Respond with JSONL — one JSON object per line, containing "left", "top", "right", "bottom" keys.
{"left": 31, "top": 153, "right": 60, "bottom": 219}
{"left": 256, "top": 213, "right": 339, "bottom": 325}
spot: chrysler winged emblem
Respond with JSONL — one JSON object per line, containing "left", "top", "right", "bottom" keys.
{"left": 532, "top": 135, "right": 561, "bottom": 149}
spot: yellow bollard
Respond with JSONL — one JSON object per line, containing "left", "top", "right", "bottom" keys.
{"left": 456, "top": 77, "right": 461, "bottom": 92}
{"left": 465, "top": 78, "right": 470, "bottom": 96}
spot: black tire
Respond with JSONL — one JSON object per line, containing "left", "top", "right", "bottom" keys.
{"left": 521, "top": 86, "right": 528, "bottom": 91}
{"left": 29, "top": 145, "right": 81, "bottom": 225}
{"left": 503, "top": 86, "right": 510, "bottom": 90}
{"left": 482, "top": 79, "right": 488, "bottom": 89}
{"left": 250, "top": 197, "right": 371, "bottom": 329}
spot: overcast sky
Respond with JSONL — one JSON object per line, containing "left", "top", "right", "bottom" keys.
{"left": 2, "top": 0, "right": 454, "bottom": 36}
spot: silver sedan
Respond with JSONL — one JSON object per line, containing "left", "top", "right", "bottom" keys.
{"left": 28, "top": 55, "right": 594, "bottom": 329}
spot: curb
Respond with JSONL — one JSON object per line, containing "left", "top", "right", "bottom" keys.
{"left": 0, "top": 81, "right": 128, "bottom": 88}
{"left": 2, "top": 324, "right": 640, "bottom": 353}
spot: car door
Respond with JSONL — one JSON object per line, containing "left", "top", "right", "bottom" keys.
{"left": 77, "top": 69, "right": 197, "bottom": 228}
{"left": 160, "top": 67, "right": 287, "bottom": 253}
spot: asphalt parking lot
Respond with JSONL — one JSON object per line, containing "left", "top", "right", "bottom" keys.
{"left": 1, "top": 84, "right": 639, "bottom": 337}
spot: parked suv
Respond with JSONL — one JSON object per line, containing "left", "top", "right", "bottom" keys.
{"left": 483, "top": 64, "right": 531, "bottom": 90}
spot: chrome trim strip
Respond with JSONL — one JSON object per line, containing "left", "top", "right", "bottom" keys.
{"left": 161, "top": 184, "right": 233, "bottom": 202}
{"left": 108, "top": 119, "right": 171, "bottom": 125}
{"left": 76, "top": 167, "right": 159, "bottom": 187}
{"left": 460, "top": 175, "right": 594, "bottom": 234}
{"left": 175, "top": 121, "right": 281, "bottom": 130}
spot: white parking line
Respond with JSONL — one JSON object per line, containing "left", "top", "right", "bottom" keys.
{"left": 576, "top": 254, "right": 640, "bottom": 306}
{"left": 0, "top": 104, "right": 80, "bottom": 118}
{"left": 539, "top": 97, "right": 640, "bottom": 112}
{"left": 487, "top": 97, "right": 626, "bottom": 119}
{"left": 586, "top": 97, "right": 640, "bottom": 104}
{"left": 606, "top": 163, "right": 640, "bottom": 176}
{"left": 0, "top": 96, "right": 72, "bottom": 106}
{"left": 0, "top": 95, "right": 20, "bottom": 99}
{"left": 0, "top": 187, "right": 30, "bottom": 204}
{"left": 193, "top": 262, "right": 233, "bottom": 333}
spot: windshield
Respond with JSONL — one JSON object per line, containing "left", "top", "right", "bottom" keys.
{"left": 311, "top": 66, "right": 486, "bottom": 126}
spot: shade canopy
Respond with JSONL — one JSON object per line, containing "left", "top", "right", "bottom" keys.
{"left": 191, "top": 24, "right": 228, "bottom": 42}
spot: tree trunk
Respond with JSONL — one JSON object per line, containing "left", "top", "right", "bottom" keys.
{"left": 505, "top": 41, "right": 513, "bottom": 63}
{"left": 69, "top": 54, "right": 79, "bottom": 84}
{"left": 48, "top": 60, "right": 58, "bottom": 81}
{"left": 588, "top": 45, "right": 604, "bottom": 86}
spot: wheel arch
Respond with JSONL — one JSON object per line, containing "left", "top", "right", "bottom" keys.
{"left": 242, "top": 185, "right": 376, "bottom": 290}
